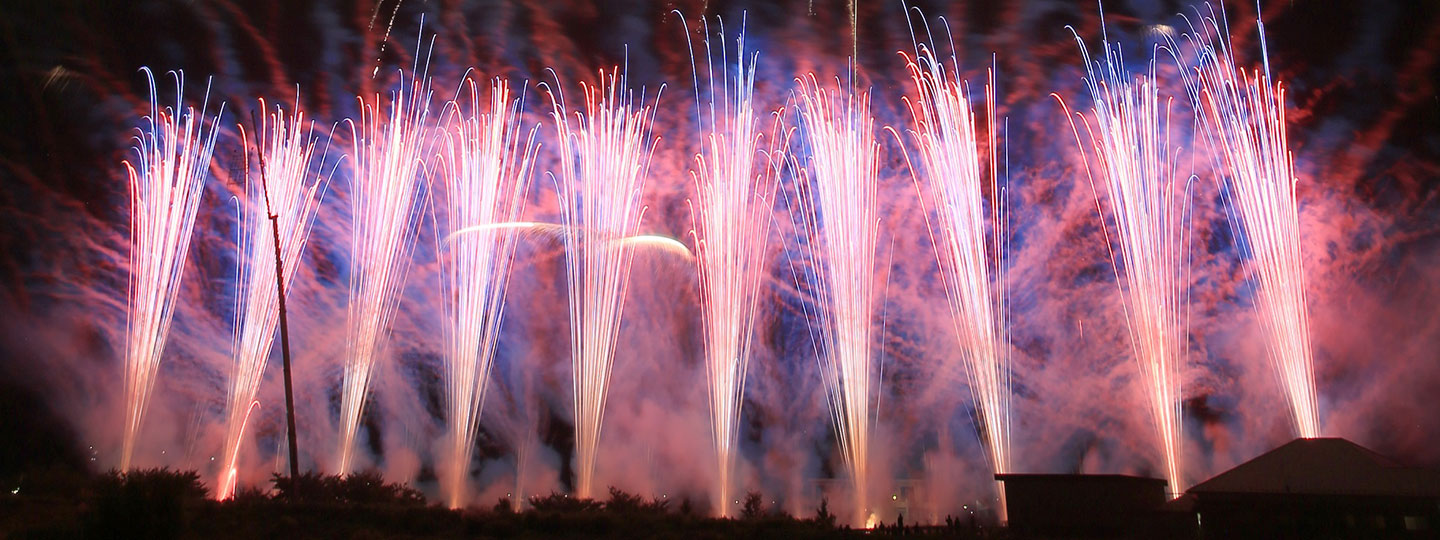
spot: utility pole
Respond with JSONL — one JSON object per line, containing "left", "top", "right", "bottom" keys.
{"left": 251, "top": 110, "right": 302, "bottom": 493}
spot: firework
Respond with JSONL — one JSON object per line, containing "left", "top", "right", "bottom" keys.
{"left": 792, "top": 72, "right": 881, "bottom": 524}
{"left": 1058, "top": 26, "right": 1190, "bottom": 496}
{"left": 434, "top": 77, "right": 539, "bottom": 509}
{"left": 219, "top": 400, "right": 261, "bottom": 499}
{"left": 120, "top": 68, "right": 225, "bottom": 471}
{"left": 1182, "top": 7, "right": 1320, "bottom": 439}
{"left": 680, "top": 15, "right": 790, "bottom": 517}
{"left": 336, "top": 68, "right": 433, "bottom": 474}
{"left": 545, "top": 67, "right": 661, "bottom": 499}
{"left": 215, "top": 98, "right": 330, "bottom": 499}
{"left": 898, "top": 42, "right": 1012, "bottom": 517}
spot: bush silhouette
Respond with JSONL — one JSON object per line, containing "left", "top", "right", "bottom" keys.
{"left": 605, "top": 486, "right": 645, "bottom": 513}
{"left": 330, "top": 470, "right": 425, "bottom": 506}
{"left": 270, "top": 471, "right": 325, "bottom": 501}
{"left": 604, "top": 487, "right": 670, "bottom": 515}
{"left": 18, "top": 466, "right": 853, "bottom": 539}
{"left": 528, "top": 491, "right": 602, "bottom": 513}
{"left": 270, "top": 470, "right": 424, "bottom": 506}
{"left": 83, "top": 468, "right": 208, "bottom": 540}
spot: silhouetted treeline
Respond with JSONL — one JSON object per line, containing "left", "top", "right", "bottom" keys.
{"left": 0, "top": 467, "right": 1009, "bottom": 539}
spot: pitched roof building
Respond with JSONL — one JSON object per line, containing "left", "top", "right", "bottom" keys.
{"left": 1188, "top": 438, "right": 1440, "bottom": 539}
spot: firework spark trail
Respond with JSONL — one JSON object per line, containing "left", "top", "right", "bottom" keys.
{"left": 217, "top": 98, "right": 330, "bottom": 499}
{"left": 792, "top": 72, "right": 881, "bottom": 524}
{"left": 1057, "top": 25, "right": 1190, "bottom": 496}
{"left": 545, "top": 66, "right": 661, "bottom": 499}
{"left": 336, "top": 66, "right": 433, "bottom": 475}
{"left": 679, "top": 15, "right": 791, "bottom": 517}
{"left": 367, "top": 0, "right": 407, "bottom": 79}
{"left": 219, "top": 400, "right": 261, "bottom": 499}
{"left": 1182, "top": 7, "right": 1320, "bottom": 439}
{"left": 897, "top": 41, "right": 1012, "bottom": 517}
{"left": 120, "top": 68, "right": 225, "bottom": 471}
{"left": 434, "top": 77, "right": 539, "bottom": 509}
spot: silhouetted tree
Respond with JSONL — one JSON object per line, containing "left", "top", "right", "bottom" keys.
{"left": 814, "top": 497, "right": 836, "bottom": 528}
{"left": 741, "top": 491, "right": 764, "bottom": 519}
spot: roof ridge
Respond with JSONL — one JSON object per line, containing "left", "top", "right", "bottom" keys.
{"left": 1187, "top": 438, "right": 1440, "bottom": 497}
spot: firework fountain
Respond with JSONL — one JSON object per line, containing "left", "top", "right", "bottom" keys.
{"left": 546, "top": 67, "right": 661, "bottom": 499}
{"left": 1058, "top": 26, "right": 1191, "bottom": 496}
{"left": 216, "top": 99, "right": 330, "bottom": 499}
{"left": 1183, "top": 8, "right": 1320, "bottom": 439}
{"left": 792, "top": 72, "right": 882, "bottom": 524}
{"left": 336, "top": 68, "right": 433, "bottom": 474}
{"left": 680, "top": 16, "right": 791, "bottom": 517}
{"left": 120, "top": 68, "right": 225, "bottom": 471}
{"left": 434, "top": 77, "right": 540, "bottom": 508}
{"left": 898, "top": 42, "right": 1012, "bottom": 518}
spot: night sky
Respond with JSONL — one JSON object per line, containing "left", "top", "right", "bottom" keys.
{"left": 0, "top": 0, "right": 1437, "bottom": 514}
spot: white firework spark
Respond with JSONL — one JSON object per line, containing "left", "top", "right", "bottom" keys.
{"left": 544, "top": 66, "right": 661, "bottom": 499}
{"left": 434, "top": 77, "right": 539, "bottom": 508}
{"left": 336, "top": 67, "right": 433, "bottom": 475}
{"left": 898, "top": 41, "right": 1012, "bottom": 517}
{"left": 792, "top": 72, "right": 882, "bottom": 525}
{"left": 217, "top": 98, "right": 330, "bottom": 499}
{"left": 680, "top": 15, "right": 791, "bottom": 517}
{"left": 120, "top": 68, "right": 224, "bottom": 471}
{"left": 1058, "top": 25, "right": 1192, "bottom": 496}
{"left": 1182, "top": 5, "right": 1320, "bottom": 439}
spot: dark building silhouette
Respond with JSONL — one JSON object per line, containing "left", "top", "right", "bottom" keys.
{"left": 996, "top": 473, "right": 1174, "bottom": 538}
{"left": 1188, "top": 438, "right": 1440, "bottom": 539}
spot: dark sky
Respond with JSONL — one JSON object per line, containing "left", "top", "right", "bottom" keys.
{"left": 0, "top": 0, "right": 1437, "bottom": 510}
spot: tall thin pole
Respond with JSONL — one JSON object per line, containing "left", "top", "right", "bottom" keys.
{"left": 252, "top": 110, "right": 302, "bottom": 492}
